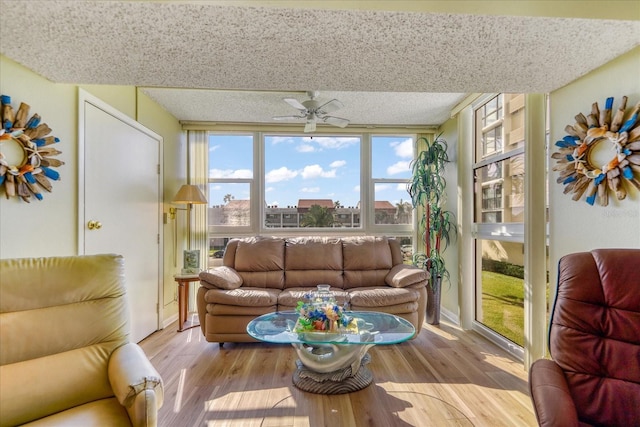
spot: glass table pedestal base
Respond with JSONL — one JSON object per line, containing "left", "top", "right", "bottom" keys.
{"left": 292, "top": 354, "right": 373, "bottom": 394}
{"left": 247, "top": 311, "right": 416, "bottom": 395}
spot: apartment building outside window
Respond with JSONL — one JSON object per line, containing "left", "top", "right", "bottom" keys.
{"left": 473, "top": 94, "right": 526, "bottom": 349}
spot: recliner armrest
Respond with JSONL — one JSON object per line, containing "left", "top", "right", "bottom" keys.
{"left": 384, "top": 264, "right": 428, "bottom": 288}
{"left": 529, "top": 359, "right": 579, "bottom": 427}
{"left": 108, "top": 343, "right": 164, "bottom": 427}
{"left": 199, "top": 266, "right": 243, "bottom": 290}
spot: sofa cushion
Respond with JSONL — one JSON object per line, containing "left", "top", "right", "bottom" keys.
{"left": 206, "top": 304, "right": 274, "bottom": 316}
{"left": 350, "top": 301, "right": 419, "bottom": 315}
{"left": 239, "top": 271, "right": 285, "bottom": 289}
{"left": 284, "top": 270, "right": 344, "bottom": 289}
{"left": 285, "top": 237, "right": 343, "bottom": 270}
{"left": 284, "top": 237, "right": 344, "bottom": 288}
{"left": 234, "top": 237, "right": 284, "bottom": 272}
{"left": 348, "top": 286, "right": 420, "bottom": 307}
{"left": 385, "top": 264, "right": 428, "bottom": 288}
{"left": 278, "top": 287, "right": 349, "bottom": 308}
{"left": 202, "top": 287, "right": 279, "bottom": 307}
{"left": 343, "top": 270, "right": 389, "bottom": 289}
{"left": 343, "top": 237, "right": 393, "bottom": 270}
{"left": 234, "top": 237, "right": 285, "bottom": 288}
{"left": 199, "top": 267, "right": 243, "bottom": 290}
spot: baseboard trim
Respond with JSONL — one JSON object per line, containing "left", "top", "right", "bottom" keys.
{"left": 163, "top": 313, "right": 178, "bottom": 329}
{"left": 441, "top": 306, "right": 460, "bottom": 326}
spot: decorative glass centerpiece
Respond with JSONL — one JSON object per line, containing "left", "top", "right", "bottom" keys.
{"left": 295, "top": 285, "right": 353, "bottom": 335}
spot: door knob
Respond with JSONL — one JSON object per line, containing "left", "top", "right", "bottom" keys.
{"left": 88, "top": 220, "right": 102, "bottom": 230}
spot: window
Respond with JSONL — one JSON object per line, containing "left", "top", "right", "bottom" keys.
{"left": 264, "top": 135, "right": 361, "bottom": 228}
{"left": 479, "top": 95, "right": 503, "bottom": 156}
{"left": 208, "top": 134, "right": 254, "bottom": 231}
{"left": 371, "top": 136, "right": 413, "bottom": 226}
{"left": 207, "top": 132, "right": 415, "bottom": 243}
{"left": 473, "top": 94, "right": 526, "bottom": 349}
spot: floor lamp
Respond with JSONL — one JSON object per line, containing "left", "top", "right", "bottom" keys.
{"left": 170, "top": 184, "right": 207, "bottom": 274}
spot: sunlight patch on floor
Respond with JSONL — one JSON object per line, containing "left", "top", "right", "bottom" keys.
{"left": 173, "top": 368, "right": 187, "bottom": 413}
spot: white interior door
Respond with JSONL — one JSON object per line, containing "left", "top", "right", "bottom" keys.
{"left": 79, "top": 90, "right": 162, "bottom": 343}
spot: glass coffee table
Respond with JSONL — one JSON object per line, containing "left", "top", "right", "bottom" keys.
{"left": 247, "top": 311, "right": 415, "bottom": 394}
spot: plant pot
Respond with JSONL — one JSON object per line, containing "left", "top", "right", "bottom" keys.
{"left": 426, "top": 276, "right": 442, "bottom": 325}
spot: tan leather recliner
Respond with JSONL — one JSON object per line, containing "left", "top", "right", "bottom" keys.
{"left": 0, "top": 254, "right": 164, "bottom": 427}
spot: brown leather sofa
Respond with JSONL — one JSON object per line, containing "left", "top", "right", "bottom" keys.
{"left": 0, "top": 254, "right": 164, "bottom": 427}
{"left": 197, "top": 236, "right": 428, "bottom": 344}
{"left": 529, "top": 248, "right": 640, "bottom": 427}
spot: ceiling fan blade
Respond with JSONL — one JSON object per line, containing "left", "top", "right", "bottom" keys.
{"left": 323, "top": 116, "right": 350, "bottom": 128}
{"left": 304, "top": 120, "right": 317, "bottom": 133}
{"left": 283, "top": 97, "right": 306, "bottom": 111}
{"left": 273, "top": 115, "right": 303, "bottom": 121}
{"left": 317, "top": 99, "right": 344, "bottom": 114}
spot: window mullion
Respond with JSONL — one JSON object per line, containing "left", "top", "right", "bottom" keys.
{"left": 361, "top": 133, "right": 372, "bottom": 229}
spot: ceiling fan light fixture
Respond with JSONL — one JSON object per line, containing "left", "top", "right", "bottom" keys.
{"left": 273, "top": 91, "right": 349, "bottom": 132}
{"left": 304, "top": 119, "right": 316, "bottom": 133}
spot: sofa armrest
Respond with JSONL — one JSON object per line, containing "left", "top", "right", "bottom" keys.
{"left": 385, "top": 264, "right": 428, "bottom": 288}
{"left": 108, "top": 343, "right": 164, "bottom": 427}
{"left": 529, "top": 359, "right": 579, "bottom": 427}
{"left": 199, "top": 266, "right": 243, "bottom": 290}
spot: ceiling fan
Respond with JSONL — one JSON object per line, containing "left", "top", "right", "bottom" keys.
{"left": 272, "top": 91, "right": 350, "bottom": 133}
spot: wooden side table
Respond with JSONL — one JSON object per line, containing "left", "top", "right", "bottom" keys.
{"left": 173, "top": 274, "right": 201, "bottom": 332}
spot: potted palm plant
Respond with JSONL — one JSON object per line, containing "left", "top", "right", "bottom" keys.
{"left": 408, "top": 134, "right": 457, "bottom": 325}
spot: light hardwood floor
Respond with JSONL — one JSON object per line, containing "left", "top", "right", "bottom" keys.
{"left": 140, "top": 314, "right": 537, "bottom": 427}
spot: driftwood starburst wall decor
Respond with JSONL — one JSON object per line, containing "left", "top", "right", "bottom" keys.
{"left": 0, "top": 95, "right": 63, "bottom": 202}
{"left": 552, "top": 95, "right": 640, "bottom": 206}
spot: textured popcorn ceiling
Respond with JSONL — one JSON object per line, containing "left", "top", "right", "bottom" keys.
{"left": 1, "top": 1, "right": 638, "bottom": 127}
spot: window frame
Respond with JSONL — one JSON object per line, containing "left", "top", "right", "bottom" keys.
{"left": 471, "top": 93, "right": 527, "bottom": 359}
{"left": 206, "top": 131, "right": 416, "bottom": 239}
{"left": 207, "top": 132, "right": 257, "bottom": 236}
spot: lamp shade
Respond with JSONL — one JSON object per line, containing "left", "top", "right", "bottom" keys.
{"left": 173, "top": 184, "right": 207, "bottom": 204}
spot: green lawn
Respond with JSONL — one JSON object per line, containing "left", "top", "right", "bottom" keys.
{"left": 480, "top": 271, "right": 525, "bottom": 346}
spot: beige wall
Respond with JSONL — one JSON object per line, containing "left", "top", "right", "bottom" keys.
{"left": 549, "top": 47, "right": 640, "bottom": 286}
{"left": 1, "top": 57, "right": 78, "bottom": 258}
{"left": 435, "top": 116, "right": 460, "bottom": 318}
{"left": 0, "top": 55, "right": 184, "bottom": 325}
{"left": 137, "top": 90, "right": 187, "bottom": 322}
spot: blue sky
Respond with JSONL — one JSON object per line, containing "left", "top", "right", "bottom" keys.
{"left": 208, "top": 134, "right": 413, "bottom": 208}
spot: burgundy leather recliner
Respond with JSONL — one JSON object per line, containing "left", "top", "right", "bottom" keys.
{"left": 529, "top": 249, "right": 640, "bottom": 427}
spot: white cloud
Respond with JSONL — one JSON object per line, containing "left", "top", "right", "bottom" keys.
{"left": 301, "top": 164, "right": 336, "bottom": 179}
{"left": 387, "top": 160, "right": 411, "bottom": 175}
{"left": 300, "top": 187, "right": 320, "bottom": 193}
{"left": 329, "top": 160, "right": 346, "bottom": 168}
{"left": 391, "top": 138, "right": 414, "bottom": 158}
{"left": 266, "top": 166, "right": 298, "bottom": 183}
{"left": 209, "top": 168, "right": 253, "bottom": 179}
{"left": 265, "top": 186, "right": 275, "bottom": 193}
{"left": 353, "top": 185, "right": 360, "bottom": 192}
{"left": 375, "top": 184, "right": 391, "bottom": 192}
{"left": 297, "top": 144, "right": 316, "bottom": 153}
{"left": 209, "top": 144, "right": 221, "bottom": 152}
{"left": 396, "top": 183, "right": 408, "bottom": 191}
{"left": 312, "top": 137, "right": 359, "bottom": 150}
{"left": 269, "top": 136, "right": 294, "bottom": 145}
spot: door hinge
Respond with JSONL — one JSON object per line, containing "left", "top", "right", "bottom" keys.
{"left": 157, "top": 164, "right": 160, "bottom": 175}
{"left": 156, "top": 303, "right": 159, "bottom": 313}
{"left": 157, "top": 233, "right": 160, "bottom": 244}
